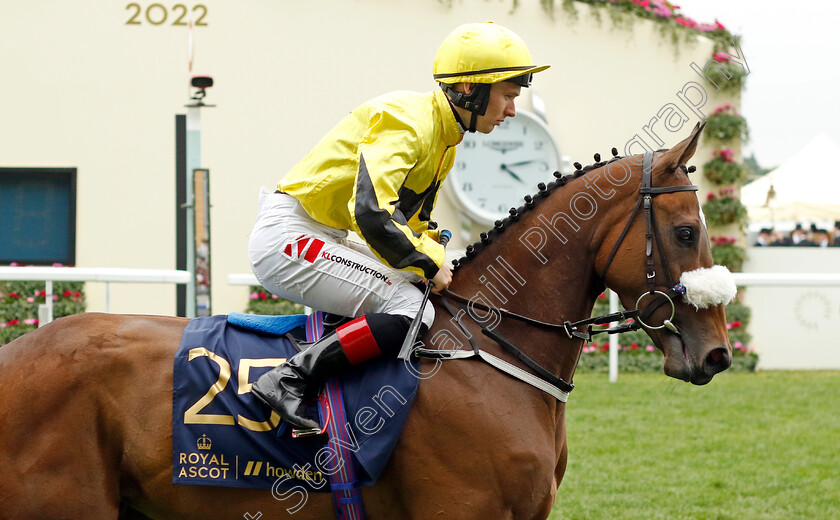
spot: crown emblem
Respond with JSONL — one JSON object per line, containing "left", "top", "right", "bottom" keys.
{"left": 196, "top": 434, "right": 212, "bottom": 451}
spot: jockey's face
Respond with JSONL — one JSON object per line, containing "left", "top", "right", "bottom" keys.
{"left": 477, "top": 82, "right": 520, "bottom": 134}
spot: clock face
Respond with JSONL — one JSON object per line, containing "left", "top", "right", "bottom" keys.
{"left": 448, "top": 109, "right": 561, "bottom": 225}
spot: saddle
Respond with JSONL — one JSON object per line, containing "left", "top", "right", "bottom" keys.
{"left": 226, "top": 311, "right": 350, "bottom": 350}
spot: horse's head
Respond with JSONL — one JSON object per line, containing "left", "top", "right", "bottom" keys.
{"left": 596, "top": 123, "right": 735, "bottom": 385}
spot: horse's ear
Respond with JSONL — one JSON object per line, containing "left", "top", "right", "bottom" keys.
{"left": 659, "top": 122, "right": 705, "bottom": 172}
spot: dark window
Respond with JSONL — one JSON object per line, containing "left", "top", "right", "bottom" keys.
{"left": 0, "top": 168, "right": 77, "bottom": 265}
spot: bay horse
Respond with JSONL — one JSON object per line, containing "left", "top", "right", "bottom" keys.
{"left": 0, "top": 123, "right": 731, "bottom": 519}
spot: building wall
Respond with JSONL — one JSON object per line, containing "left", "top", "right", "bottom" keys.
{"left": 1, "top": 0, "right": 721, "bottom": 316}
{"left": 742, "top": 249, "right": 840, "bottom": 370}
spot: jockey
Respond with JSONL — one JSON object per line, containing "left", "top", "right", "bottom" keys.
{"left": 249, "top": 21, "right": 549, "bottom": 431}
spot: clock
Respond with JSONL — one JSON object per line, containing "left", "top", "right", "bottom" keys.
{"left": 447, "top": 109, "right": 562, "bottom": 225}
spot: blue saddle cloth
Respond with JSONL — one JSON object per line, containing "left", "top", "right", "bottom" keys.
{"left": 172, "top": 314, "right": 420, "bottom": 491}
{"left": 226, "top": 312, "right": 307, "bottom": 336}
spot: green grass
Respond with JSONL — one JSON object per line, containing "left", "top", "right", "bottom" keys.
{"left": 551, "top": 371, "right": 840, "bottom": 520}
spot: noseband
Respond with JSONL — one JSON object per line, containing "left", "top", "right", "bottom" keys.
{"left": 417, "top": 151, "right": 699, "bottom": 402}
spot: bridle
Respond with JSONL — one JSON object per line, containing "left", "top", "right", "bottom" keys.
{"left": 415, "top": 151, "right": 699, "bottom": 402}
{"left": 600, "top": 150, "right": 699, "bottom": 334}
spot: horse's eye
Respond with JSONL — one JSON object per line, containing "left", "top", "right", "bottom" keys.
{"left": 675, "top": 227, "right": 696, "bottom": 245}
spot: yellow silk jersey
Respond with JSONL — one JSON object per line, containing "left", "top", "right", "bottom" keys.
{"left": 279, "top": 89, "right": 462, "bottom": 280}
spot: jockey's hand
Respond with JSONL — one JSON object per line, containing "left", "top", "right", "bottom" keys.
{"left": 430, "top": 264, "right": 452, "bottom": 294}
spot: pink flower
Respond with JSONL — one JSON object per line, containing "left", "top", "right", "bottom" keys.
{"left": 713, "top": 51, "right": 730, "bottom": 63}
{"left": 715, "top": 19, "right": 726, "bottom": 30}
{"left": 640, "top": 0, "right": 650, "bottom": 7}
{"left": 24, "top": 318, "right": 38, "bottom": 326}
{"left": 249, "top": 293, "right": 258, "bottom": 300}
{"left": 27, "top": 297, "right": 34, "bottom": 303}
{"left": 652, "top": 4, "right": 672, "bottom": 18}
{"left": 646, "top": 345, "right": 655, "bottom": 352}
{"left": 675, "top": 16, "right": 697, "bottom": 28}
{"left": 715, "top": 147, "right": 734, "bottom": 162}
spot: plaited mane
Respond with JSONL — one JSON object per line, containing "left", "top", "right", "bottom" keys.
{"left": 452, "top": 148, "right": 696, "bottom": 270}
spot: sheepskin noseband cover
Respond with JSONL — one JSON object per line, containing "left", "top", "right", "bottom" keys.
{"left": 679, "top": 265, "right": 737, "bottom": 309}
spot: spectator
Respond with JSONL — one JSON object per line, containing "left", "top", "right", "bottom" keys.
{"left": 813, "top": 229, "right": 831, "bottom": 247}
{"left": 754, "top": 228, "right": 773, "bottom": 246}
{"left": 791, "top": 224, "right": 815, "bottom": 246}
{"left": 769, "top": 228, "right": 789, "bottom": 247}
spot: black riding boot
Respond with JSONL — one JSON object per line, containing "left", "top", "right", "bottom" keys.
{"left": 251, "top": 313, "right": 410, "bottom": 431}
{"left": 251, "top": 332, "right": 350, "bottom": 431}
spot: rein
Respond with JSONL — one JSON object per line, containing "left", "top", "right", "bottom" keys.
{"left": 414, "top": 151, "right": 699, "bottom": 402}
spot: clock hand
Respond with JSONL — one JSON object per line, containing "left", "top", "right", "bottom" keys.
{"left": 499, "top": 164, "right": 525, "bottom": 183}
{"left": 501, "top": 160, "right": 550, "bottom": 168}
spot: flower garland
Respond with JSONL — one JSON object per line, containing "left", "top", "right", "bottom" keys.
{"left": 709, "top": 236, "right": 746, "bottom": 272}
{"left": 704, "top": 104, "right": 750, "bottom": 142}
{"left": 555, "top": 0, "right": 738, "bottom": 50}
{"left": 0, "top": 263, "right": 86, "bottom": 346}
{"left": 245, "top": 286, "right": 304, "bottom": 315}
{"left": 703, "top": 187, "right": 748, "bottom": 228}
{"left": 703, "top": 147, "right": 748, "bottom": 186}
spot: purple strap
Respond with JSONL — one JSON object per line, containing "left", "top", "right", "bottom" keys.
{"left": 305, "top": 312, "right": 367, "bottom": 520}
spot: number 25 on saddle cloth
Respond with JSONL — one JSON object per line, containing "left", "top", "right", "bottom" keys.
{"left": 171, "top": 312, "right": 421, "bottom": 496}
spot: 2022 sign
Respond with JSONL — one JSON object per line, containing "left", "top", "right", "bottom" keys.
{"left": 125, "top": 3, "right": 208, "bottom": 26}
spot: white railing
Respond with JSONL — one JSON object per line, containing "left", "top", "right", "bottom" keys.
{"left": 730, "top": 272, "right": 840, "bottom": 286}
{"left": 0, "top": 267, "right": 191, "bottom": 325}
{"left": 228, "top": 273, "right": 259, "bottom": 286}
{"left": 607, "top": 272, "right": 840, "bottom": 380}
{"left": 229, "top": 271, "right": 840, "bottom": 376}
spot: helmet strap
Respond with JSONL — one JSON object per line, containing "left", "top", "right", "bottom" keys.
{"left": 440, "top": 83, "right": 491, "bottom": 116}
{"left": 441, "top": 83, "right": 491, "bottom": 133}
{"left": 449, "top": 103, "right": 468, "bottom": 134}
{"left": 468, "top": 112, "right": 479, "bottom": 133}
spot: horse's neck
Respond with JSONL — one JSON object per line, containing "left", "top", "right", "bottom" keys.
{"left": 447, "top": 184, "right": 603, "bottom": 382}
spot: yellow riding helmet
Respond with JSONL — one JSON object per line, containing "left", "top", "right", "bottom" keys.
{"left": 433, "top": 22, "right": 550, "bottom": 86}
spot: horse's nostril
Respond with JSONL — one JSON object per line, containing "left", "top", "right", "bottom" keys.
{"left": 704, "top": 347, "right": 731, "bottom": 374}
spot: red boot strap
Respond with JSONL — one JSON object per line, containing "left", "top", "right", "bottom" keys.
{"left": 336, "top": 316, "right": 382, "bottom": 365}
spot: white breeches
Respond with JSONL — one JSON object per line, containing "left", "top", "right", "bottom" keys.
{"left": 248, "top": 191, "right": 435, "bottom": 328}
